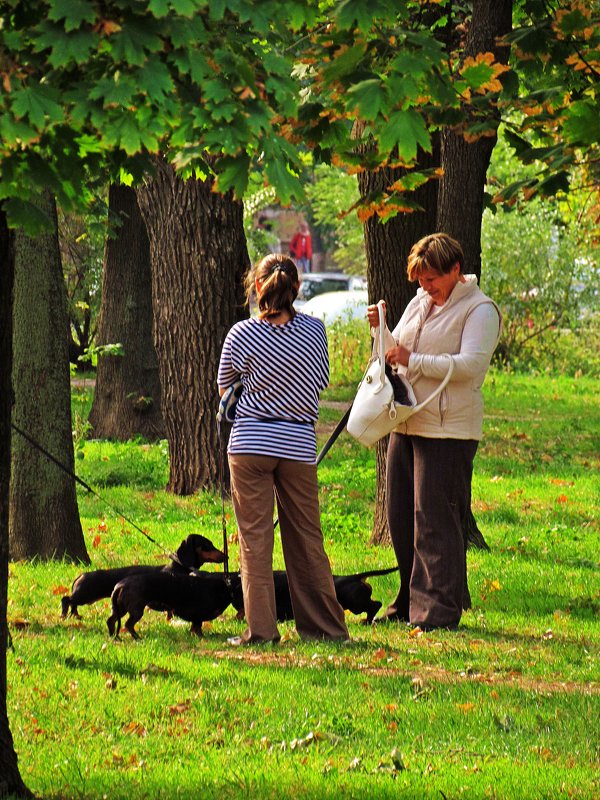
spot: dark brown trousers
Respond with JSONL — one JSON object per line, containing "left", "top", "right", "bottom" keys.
{"left": 385, "top": 434, "right": 478, "bottom": 628}
{"left": 229, "top": 454, "right": 348, "bottom": 643}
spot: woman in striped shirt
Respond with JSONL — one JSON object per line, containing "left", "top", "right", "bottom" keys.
{"left": 218, "top": 254, "right": 348, "bottom": 645}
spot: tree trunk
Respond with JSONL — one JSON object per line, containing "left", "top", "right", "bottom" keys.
{"left": 9, "top": 190, "right": 89, "bottom": 563}
{"left": 88, "top": 184, "right": 165, "bottom": 440}
{"left": 358, "top": 147, "right": 439, "bottom": 546}
{"left": 437, "top": 0, "right": 513, "bottom": 278}
{"left": 0, "top": 207, "right": 34, "bottom": 798}
{"left": 137, "top": 158, "right": 249, "bottom": 495}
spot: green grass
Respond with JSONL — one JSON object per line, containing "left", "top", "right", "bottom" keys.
{"left": 8, "top": 371, "right": 600, "bottom": 799}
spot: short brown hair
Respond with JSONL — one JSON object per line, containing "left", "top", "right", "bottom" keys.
{"left": 245, "top": 254, "right": 299, "bottom": 319}
{"left": 406, "top": 233, "right": 464, "bottom": 282}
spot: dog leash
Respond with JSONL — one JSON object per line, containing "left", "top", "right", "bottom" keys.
{"left": 10, "top": 422, "right": 203, "bottom": 576}
{"left": 270, "top": 404, "right": 353, "bottom": 530}
{"left": 316, "top": 404, "right": 352, "bottom": 467}
{"left": 216, "top": 418, "right": 232, "bottom": 588}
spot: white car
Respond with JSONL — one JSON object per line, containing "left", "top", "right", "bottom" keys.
{"left": 294, "top": 272, "right": 367, "bottom": 308}
{"left": 299, "top": 290, "right": 369, "bottom": 325}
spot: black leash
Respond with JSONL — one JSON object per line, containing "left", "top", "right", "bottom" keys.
{"left": 216, "top": 421, "right": 231, "bottom": 587}
{"left": 10, "top": 422, "right": 202, "bottom": 576}
{"left": 316, "top": 404, "right": 352, "bottom": 467}
{"left": 272, "top": 403, "right": 353, "bottom": 530}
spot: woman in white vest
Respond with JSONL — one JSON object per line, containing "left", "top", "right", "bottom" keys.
{"left": 367, "top": 233, "right": 501, "bottom": 630}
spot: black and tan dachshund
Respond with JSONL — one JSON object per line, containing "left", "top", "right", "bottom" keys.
{"left": 231, "top": 567, "right": 399, "bottom": 625}
{"left": 107, "top": 571, "right": 240, "bottom": 639}
{"left": 61, "top": 534, "right": 225, "bottom": 618}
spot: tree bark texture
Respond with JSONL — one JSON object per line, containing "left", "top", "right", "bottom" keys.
{"left": 0, "top": 207, "right": 34, "bottom": 798}
{"left": 88, "top": 184, "right": 165, "bottom": 440}
{"left": 137, "top": 159, "right": 249, "bottom": 495}
{"left": 358, "top": 148, "right": 439, "bottom": 546}
{"left": 437, "top": 0, "right": 513, "bottom": 278}
{"left": 9, "top": 190, "right": 89, "bottom": 563}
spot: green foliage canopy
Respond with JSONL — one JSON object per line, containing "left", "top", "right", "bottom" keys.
{"left": 0, "top": 1, "right": 597, "bottom": 232}
{"left": 0, "top": 0, "right": 317, "bottom": 229}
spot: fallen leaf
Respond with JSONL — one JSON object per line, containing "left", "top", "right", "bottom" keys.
{"left": 457, "top": 702, "right": 476, "bottom": 714}
{"left": 169, "top": 701, "right": 191, "bottom": 715}
{"left": 483, "top": 578, "right": 501, "bottom": 592}
{"left": 556, "top": 494, "right": 568, "bottom": 504}
{"left": 122, "top": 721, "right": 147, "bottom": 737}
{"left": 9, "top": 618, "right": 30, "bottom": 629}
{"left": 52, "top": 585, "right": 69, "bottom": 596}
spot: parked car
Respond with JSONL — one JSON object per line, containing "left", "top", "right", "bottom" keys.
{"left": 299, "top": 290, "right": 369, "bottom": 326}
{"left": 294, "top": 272, "right": 367, "bottom": 308}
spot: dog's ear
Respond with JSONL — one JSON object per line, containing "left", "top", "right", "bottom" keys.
{"left": 175, "top": 536, "right": 194, "bottom": 567}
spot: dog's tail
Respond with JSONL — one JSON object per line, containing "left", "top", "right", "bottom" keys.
{"left": 343, "top": 566, "right": 399, "bottom": 581}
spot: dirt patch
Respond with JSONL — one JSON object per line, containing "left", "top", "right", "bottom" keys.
{"left": 211, "top": 648, "right": 599, "bottom": 696}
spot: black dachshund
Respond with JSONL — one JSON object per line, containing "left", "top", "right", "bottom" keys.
{"left": 61, "top": 534, "right": 225, "bottom": 618}
{"left": 107, "top": 571, "right": 240, "bottom": 639}
{"left": 230, "top": 566, "right": 398, "bottom": 624}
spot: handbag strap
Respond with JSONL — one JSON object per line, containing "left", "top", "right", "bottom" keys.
{"left": 376, "top": 301, "right": 386, "bottom": 385}
{"left": 410, "top": 354, "right": 455, "bottom": 413}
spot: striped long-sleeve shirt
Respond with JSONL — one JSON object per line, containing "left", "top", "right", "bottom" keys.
{"left": 217, "top": 314, "right": 329, "bottom": 463}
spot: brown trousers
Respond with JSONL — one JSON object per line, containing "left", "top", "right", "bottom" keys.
{"left": 385, "top": 434, "right": 478, "bottom": 628}
{"left": 229, "top": 454, "right": 348, "bottom": 643}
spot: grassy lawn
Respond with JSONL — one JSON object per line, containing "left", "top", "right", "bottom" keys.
{"left": 7, "top": 371, "right": 599, "bottom": 799}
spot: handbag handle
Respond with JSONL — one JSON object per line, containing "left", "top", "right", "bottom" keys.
{"left": 376, "top": 300, "right": 455, "bottom": 413}
{"left": 376, "top": 301, "right": 387, "bottom": 386}
{"left": 410, "top": 355, "right": 454, "bottom": 413}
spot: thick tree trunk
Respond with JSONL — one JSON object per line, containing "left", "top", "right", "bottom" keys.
{"left": 137, "top": 159, "right": 248, "bottom": 494}
{"left": 0, "top": 207, "right": 34, "bottom": 798}
{"left": 437, "top": 0, "right": 513, "bottom": 278}
{"left": 9, "top": 190, "right": 89, "bottom": 563}
{"left": 88, "top": 184, "right": 165, "bottom": 440}
{"left": 358, "top": 147, "right": 439, "bottom": 546}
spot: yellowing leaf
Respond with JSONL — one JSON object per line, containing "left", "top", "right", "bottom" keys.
{"left": 122, "top": 721, "right": 147, "bottom": 737}
{"left": 483, "top": 578, "right": 501, "bottom": 593}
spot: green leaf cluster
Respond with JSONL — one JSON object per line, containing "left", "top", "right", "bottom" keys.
{"left": 0, "top": 1, "right": 597, "bottom": 230}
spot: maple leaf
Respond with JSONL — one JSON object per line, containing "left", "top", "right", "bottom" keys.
{"left": 460, "top": 52, "right": 510, "bottom": 95}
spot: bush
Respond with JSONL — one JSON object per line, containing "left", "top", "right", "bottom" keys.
{"left": 327, "top": 317, "right": 373, "bottom": 391}
{"left": 481, "top": 199, "right": 599, "bottom": 376}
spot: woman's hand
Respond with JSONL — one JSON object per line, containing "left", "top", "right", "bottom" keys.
{"left": 367, "top": 301, "right": 386, "bottom": 328}
{"left": 385, "top": 345, "right": 411, "bottom": 368}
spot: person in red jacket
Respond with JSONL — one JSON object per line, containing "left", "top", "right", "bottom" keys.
{"left": 289, "top": 222, "right": 312, "bottom": 273}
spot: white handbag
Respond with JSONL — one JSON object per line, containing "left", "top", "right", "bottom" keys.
{"left": 346, "top": 301, "right": 454, "bottom": 446}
